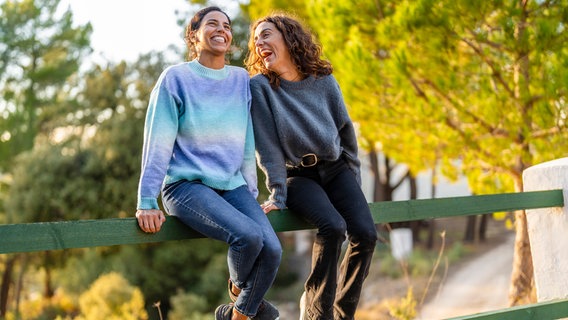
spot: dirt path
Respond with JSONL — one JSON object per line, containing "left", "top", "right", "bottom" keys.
{"left": 416, "top": 233, "right": 515, "bottom": 319}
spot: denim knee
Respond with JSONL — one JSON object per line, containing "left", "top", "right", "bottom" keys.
{"left": 235, "top": 229, "right": 264, "bottom": 253}
{"left": 265, "top": 239, "right": 283, "bottom": 266}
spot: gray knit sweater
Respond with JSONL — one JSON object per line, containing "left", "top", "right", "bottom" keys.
{"left": 250, "top": 74, "right": 361, "bottom": 209}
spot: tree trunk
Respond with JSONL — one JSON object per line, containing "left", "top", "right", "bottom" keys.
{"left": 508, "top": 209, "right": 534, "bottom": 306}
{"left": 0, "top": 255, "right": 16, "bottom": 317}
{"left": 408, "top": 176, "right": 422, "bottom": 242}
{"left": 43, "top": 252, "right": 55, "bottom": 298}
{"left": 367, "top": 145, "right": 414, "bottom": 233}
{"left": 426, "top": 219, "right": 435, "bottom": 250}
{"left": 14, "top": 254, "right": 28, "bottom": 314}
{"left": 426, "top": 165, "right": 436, "bottom": 249}
{"left": 508, "top": 0, "right": 535, "bottom": 306}
{"left": 368, "top": 146, "right": 383, "bottom": 202}
{"left": 464, "top": 215, "right": 477, "bottom": 243}
{"left": 369, "top": 147, "right": 394, "bottom": 203}
{"left": 478, "top": 213, "right": 488, "bottom": 242}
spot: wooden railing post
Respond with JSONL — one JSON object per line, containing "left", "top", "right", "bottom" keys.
{"left": 523, "top": 157, "right": 568, "bottom": 302}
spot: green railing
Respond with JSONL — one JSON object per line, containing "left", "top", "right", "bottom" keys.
{"left": 0, "top": 189, "right": 566, "bottom": 319}
{"left": 449, "top": 298, "right": 568, "bottom": 320}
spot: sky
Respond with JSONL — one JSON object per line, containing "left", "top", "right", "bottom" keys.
{"left": 60, "top": 0, "right": 239, "bottom": 63}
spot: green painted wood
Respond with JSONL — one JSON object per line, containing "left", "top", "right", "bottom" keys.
{"left": 447, "top": 298, "right": 568, "bottom": 320}
{"left": 0, "top": 189, "right": 563, "bottom": 254}
{"left": 370, "top": 189, "right": 564, "bottom": 223}
{"left": 0, "top": 218, "right": 205, "bottom": 254}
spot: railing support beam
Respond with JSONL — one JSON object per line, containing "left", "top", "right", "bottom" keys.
{"left": 524, "top": 157, "right": 568, "bottom": 301}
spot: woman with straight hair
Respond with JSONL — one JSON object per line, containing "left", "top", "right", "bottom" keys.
{"left": 135, "top": 6, "right": 282, "bottom": 320}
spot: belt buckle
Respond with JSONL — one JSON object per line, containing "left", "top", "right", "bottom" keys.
{"left": 300, "top": 153, "right": 318, "bottom": 167}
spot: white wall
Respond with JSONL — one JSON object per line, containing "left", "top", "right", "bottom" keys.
{"left": 524, "top": 157, "right": 568, "bottom": 301}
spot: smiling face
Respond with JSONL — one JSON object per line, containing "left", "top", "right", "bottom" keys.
{"left": 192, "top": 10, "right": 232, "bottom": 60}
{"left": 253, "top": 21, "right": 297, "bottom": 77}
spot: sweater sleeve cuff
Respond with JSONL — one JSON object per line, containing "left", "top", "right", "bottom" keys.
{"left": 269, "top": 188, "right": 287, "bottom": 209}
{"left": 137, "top": 197, "right": 160, "bottom": 210}
{"left": 272, "top": 200, "right": 287, "bottom": 209}
{"left": 249, "top": 185, "right": 259, "bottom": 199}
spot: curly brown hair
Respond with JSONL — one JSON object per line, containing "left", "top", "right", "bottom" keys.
{"left": 244, "top": 13, "right": 333, "bottom": 88}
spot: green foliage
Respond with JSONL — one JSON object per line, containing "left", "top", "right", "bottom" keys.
{"left": 303, "top": 0, "right": 568, "bottom": 194}
{"left": 5, "top": 138, "right": 105, "bottom": 223}
{"left": 387, "top": 286, "right": 417, "bottom": 320}
{"left": 133, "top": 240, "right": 229, "bottom": 315}
{"left": 168, "top": 290, "right": 214, "bottom": 320}
{"left": 4, "top": 53, "right": 170, "bottom": 223}
{"left": 0, "top": 172, "right": 10, "bottom": 223}
{"left": 11, "top": 288, "right": 78, "bottom": 320}
{"left": 445, "top": 240, "right": 467, "bottom": 262}
{"left": 377, "top": 241, "right": 467, "bottom": 279}
{"left": 245, "top": 0, "right": 309, "bottom": 21}
{"left": 1, "top": 55, "right": 168, "bottom": 314}
{"left": 76, "top": 272, "right": 148, "bottom": 320}
{"left": 54, "top": 240, "right": 229, "bottom": 317}
{"left": 227, "top": 9, "right": 252, "bottom": 67}
{"left": 55, "top": 248, "right": 129, "bottom": 296}
{"left": 0, "top": 0, "right": 92, "bottom": 171}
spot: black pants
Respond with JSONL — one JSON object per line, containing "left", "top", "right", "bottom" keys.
{"left": 287, "top": 157, "right": 378, "bottom": 320}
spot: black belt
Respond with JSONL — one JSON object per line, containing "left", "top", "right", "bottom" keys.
{"left": 299, "top": 153, "right": 318, "bottom": 167}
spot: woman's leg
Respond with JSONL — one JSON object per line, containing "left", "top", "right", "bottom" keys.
{"left": 222, "top": 185, "right": 282, "bottom": 316}
{"left": 162, "top": 181, "right": 281, "bottom": 317}
{"left": 322, "top": 162, "right": 378, "bottom": 320}
{"left": 287, "top": 174, "right": 347, "bottom": 320}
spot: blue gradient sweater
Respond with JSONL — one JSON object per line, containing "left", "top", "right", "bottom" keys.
{"left": 137, "top": 60, "right": 257, "bottom": 210}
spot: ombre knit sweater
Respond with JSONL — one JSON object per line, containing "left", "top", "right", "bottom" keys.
{"left": 137, "top": 60, "right": 257, "bottom": 210}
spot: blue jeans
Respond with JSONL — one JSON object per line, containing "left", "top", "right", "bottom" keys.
{"left": 162, "top": 180, "right": 282, "bottom": 318}
{"left": 287, "top": 156, "right": 377, "bottom": 320}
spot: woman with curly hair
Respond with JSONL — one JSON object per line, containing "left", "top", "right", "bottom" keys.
{"left": 245, "top": 13, "right": 378, "bottom": 320}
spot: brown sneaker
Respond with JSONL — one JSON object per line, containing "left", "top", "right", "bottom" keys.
{"left": 228, "top": 280, "right": 279, "bottom": 320}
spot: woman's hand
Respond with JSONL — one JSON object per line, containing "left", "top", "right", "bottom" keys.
{"left": 261, "top": 201, "right": 279, "bottom": 214}
{"left": 135, "top": 209, "right": 166, "bottom": 233}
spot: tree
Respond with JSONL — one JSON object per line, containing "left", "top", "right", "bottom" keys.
{"left": 4, "top": 55, "right": 164, "bottom": 222}
{"left": 2, "top": 54, "right": 164, "bottom": 313}
{"left": 77, "top": 272, "right": 148, "bottom": 320}
{"left": 245, "top": 0, "right": 310, "bottom": 21}
{"left": 305, "top": 0, "right": 568, "bottom": 305}
{"left": 168, "top": 290, "right": 212, "bottom": 320}
{"left": 0, "top": 1, "right": 91, "bottom": 313}
{"left": 0, "top": 0, "right": 92, "bottom": 171}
